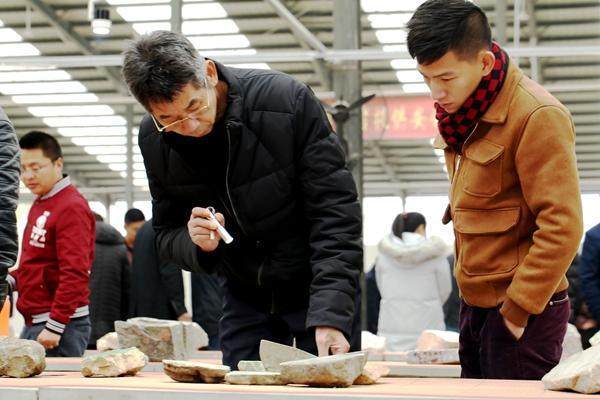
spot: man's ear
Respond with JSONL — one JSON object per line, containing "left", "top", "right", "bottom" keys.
{"left": 205, "top": 59, "right": 218, "bottom": 86}
{"left": 480, "top": 50, "right": 496, "bottom": 77}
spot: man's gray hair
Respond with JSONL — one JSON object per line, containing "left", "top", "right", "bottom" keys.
{"left": 122, "top": 30, "right": 207, "bottom": 110}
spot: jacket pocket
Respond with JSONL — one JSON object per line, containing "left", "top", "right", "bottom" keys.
{"left": 454, "top": 207, "right": 520, "bottom": 276}
{"left": 462, "top": 139, "right": 504, "bottom": 198}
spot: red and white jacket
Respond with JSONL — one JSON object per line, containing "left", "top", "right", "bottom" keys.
{"left": 8, "top": 177, "right": 95, "bottom": 335}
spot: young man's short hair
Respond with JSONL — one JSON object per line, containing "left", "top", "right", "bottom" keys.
{"left": 124, "top": 208, "right": 145, "bottom": 225}
{"left": 407, "top": 0, "right": 492, "bottom": 65}
{"left": 19, "top": 130, "right": 63, "bottom": 161}
{"left": 122, "top": 30, "right": 207, "bottom": 110}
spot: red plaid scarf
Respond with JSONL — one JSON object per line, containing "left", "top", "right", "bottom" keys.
{"left": 435, "top": 42, "right": 509, "bottom": 152}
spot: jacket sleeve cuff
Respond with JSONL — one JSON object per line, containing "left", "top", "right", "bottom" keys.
{"left": 45, "top": 318, "right": 65, "bottom": 336}
{"left": 306, "top": 289, "right": 355, "bottom": 337}
{"left": 170, "top": 300, "right": 188, "bottom": 318}
{"left": 500, "top": 298, "right": 530, "bottom": 327}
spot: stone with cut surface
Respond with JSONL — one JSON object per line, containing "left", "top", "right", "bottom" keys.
{"left": 225, "top": 371, "right": 284, "bottom": 385}
{"left": 416, "top": 330, "right": 459, "bottom": 351}
{"left": 116, "top": 318, "right": 207, "bottom": 361}
{"left": 96, "top": 332, "right": 120, "bottom": 352}
{"left": 259, "top": 340, "right": 316, "bottom": 372}
{"left": 0, "top": 337, "right": 45, "bottom": 378}
{"left": 163, "top": 360, "right": 230, "bottom": 383}
{"left": 561, "top": 323, "right": 583, "bottom": 361}
{"left": 543, "top": 344, "right": 600, "bottom": 394}
{"left": 280, "top": 352, "right": 366, "bottom": 388}
{"left": 81, "top": 347, "right": 147, "bottom": 378}
{"left": 405, "top": 349, "right": 459, "bottom": 365}
{"left": 238, "top": 360, "right": 266, "bottom": 372}
{"left": 354, "top": 363, "right": 390, "bottom": 385}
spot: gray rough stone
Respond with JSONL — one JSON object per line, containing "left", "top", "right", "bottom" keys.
{"left": 416, "top": 330, "right": 459, "bottom": 351}
{"left": 238, "top": 360, "right": 266, "bottom": 372}
{"left": 116, "top": 319, "right": 185, "bottom": 362}
{"left": 163, "top": 360, "right": 230, "bottom": 383}
{"left": 115, "top": 318, "right": 208, "bottom": 361}
{"left": 280, "top": 352, "right": 366, "bottom": 388}
{"left": 81, "top": 347, "right": 148, "bottom": 378}
{"left": 181, "top": 321, "right": 209, "bottom": 353}
{"left": 0, "top": 337, "right": 46, "bottom": 378}
{"left": 354, "top": 363, "right": 390, "bottom": 385}
{"left": 225, "top": 371, "right": 284, "bottom": 385}
{"left": 259, "top": 340, "right": 316, "bottom": 372}
{"left": 561, "top": 323, "right": 583, "bottom": 361}
{"left": 405, "top": 349, "right": 459, "bottom": 365}
{"left": 96, "top": 332, "right": 119, "bottom": 352}
{"left": 543, "top": 345, "right": 600, "bottom": 394}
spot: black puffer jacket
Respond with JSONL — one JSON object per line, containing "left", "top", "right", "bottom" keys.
{"left": 0, "top": 108, "right": 19, "bottom": 305}
{"left": 88, "top": 221, "right": 130, "bottom": 346}
{"left": 139, "top": 63, "right": 362, "bottom": 336}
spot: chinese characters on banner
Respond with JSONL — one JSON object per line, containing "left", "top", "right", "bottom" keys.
{"left": 360, "top": 96, "right": 437, "bottom": 140}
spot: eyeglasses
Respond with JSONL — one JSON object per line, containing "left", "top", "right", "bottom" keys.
{"left": 150, "top": 79, "right": 211, "bottom": 134}
{"left": 21, "top": 161, "right": 54, "bottom": 175}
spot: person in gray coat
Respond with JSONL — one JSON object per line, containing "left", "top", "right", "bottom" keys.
{"left": 0, "top": 107, "right": 19, "bottom": 306}
{"left": 88, "top": 213, "right": 131, "bottom": 347}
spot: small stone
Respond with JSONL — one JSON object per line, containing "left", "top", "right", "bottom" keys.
{"left": 0, "top": 337, "right": 46, "bottom": 378}
{"left": 416, "top": 330, "right": 459, "bottom": 351}
{"left": 259, "top": 340, "right": 316, "bottom": 372}
{"left": 543, "top": 345, "right": 600, "bottom": 394}
{"left": 353, "top": 364, "right": 390, "bottom": 385}
{"left": 96, "top": 332, "right": 120, "bottom": 352}
{"left": 589, "top": 330, "right": 600, "bottom": 347}
{"left": 163, "top": 360, "right": 230, "bottom": 383}
{"left": 405, "top": 349, "right": 459, "bottom": 364}
{"left": 238, "top": 360, "right": 266, "bottom": 372}
{"left": 561, "top": 323, "right": 583, "bottom": 361}
{"left": 361, "top": 331, "right": 386, "bottom": 353}
{"left": 81, "top": 347, "right": 148, "bottom": 378}
{"left": 225, "top": 371, "right": 284, "bottom": 385}
{"left": 280, "top": 352, "right": 366, "bottom": 388}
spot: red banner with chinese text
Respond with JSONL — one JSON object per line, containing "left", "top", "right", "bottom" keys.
{"left": 361, "top": 96, "right": 436, "bottom": 140}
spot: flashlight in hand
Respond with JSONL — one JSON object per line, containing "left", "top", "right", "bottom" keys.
{"left": 206, "top": 207, "right": 234, "bottom": 244}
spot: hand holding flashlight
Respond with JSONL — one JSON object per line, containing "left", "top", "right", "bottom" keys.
{"left": 188, "top": 207, "right": 231, "bottom": 252}
{"left": 207, "top": 207, "right": 234, "bottom": 244}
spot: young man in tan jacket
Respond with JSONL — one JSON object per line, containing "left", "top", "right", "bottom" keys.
{"left": 407, "top": 0, "right": 583, "bottom": 380}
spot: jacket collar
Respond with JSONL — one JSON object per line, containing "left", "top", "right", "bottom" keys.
{"left": 40, "top": 175, "right": 70, "bottom": 200}
{"left": 214, "top": 61, "right": 244, "bottom": 127}
{"left": 432, "top": 61, "right": 523, "bottom": 150}
{"left": 480, "top": 60, "right": 523, "bottom": 124}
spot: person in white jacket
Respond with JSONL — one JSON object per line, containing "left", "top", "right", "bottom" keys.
{"left": 376, "top": 212, "right": 451, "bottom": 351}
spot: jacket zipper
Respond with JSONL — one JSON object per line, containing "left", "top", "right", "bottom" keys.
{"left": 225, "top": 124, "right": 247, "bottom": 237}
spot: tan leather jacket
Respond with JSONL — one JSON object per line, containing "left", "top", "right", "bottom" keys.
{"left": 434, "top": 61, "right": 583, "bottom": 327}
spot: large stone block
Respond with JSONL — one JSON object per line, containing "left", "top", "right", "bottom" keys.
{"left": 280, "top": 352, "right": 366, "bottom": 388}
{"left": 259, "top": 340, "right": 316, "bottom": 372}
{"left": 543, "top": 344, "right": 600, "bottom": 394}
{"left": 416, "top": 330, "right": 459, "bottom": 351}
{"left": 81, "top": 347, "right": 148, "bottom": 377}
{"left": 404, "top": 349, "right": 459, "bottom": 364}
{"left": 561, "top": 323, "right": 583, "bottom": 361}
{"left": 0, "top": 337, "right": 46, "bottom": 378}
{"left": 115, "top": 318, "right": 208, "bottom": 361}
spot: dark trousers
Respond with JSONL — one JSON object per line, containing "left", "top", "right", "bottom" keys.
{"left": 459, "top": 290, "right": 569, "bottom": 380}
{"left": 191, "top": 271, "right": 223, "bottom": 350}
{"left": 219, "top": 281, "right": 361, "bottom": 369}
{"left": 20, "top": 316, "right": 91, "bottom": 357}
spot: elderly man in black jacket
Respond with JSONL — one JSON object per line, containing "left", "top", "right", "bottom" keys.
{"left": 122, "top": 31, "right": 362, "bottom": 368}
{"left": 0, "top": 107, "right": 19, "bottom": 308}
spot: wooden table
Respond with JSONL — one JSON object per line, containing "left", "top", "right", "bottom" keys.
{"left": 0, "top": 372, "right": 595, "bottom": 400}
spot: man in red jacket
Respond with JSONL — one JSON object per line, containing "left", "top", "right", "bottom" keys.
{"left": 8, "top": 131, "right": 95, "bottom": 356}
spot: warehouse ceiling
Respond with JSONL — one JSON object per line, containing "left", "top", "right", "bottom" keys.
{"left": 0, "top": 0, "right": 598, "bottom": 200}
